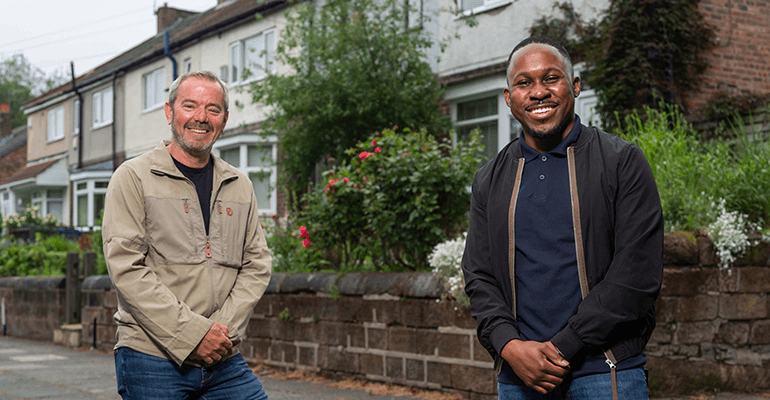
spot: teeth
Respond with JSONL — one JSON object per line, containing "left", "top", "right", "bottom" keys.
{"left": 532, "top": 107, "right": 553, "bottom": 115}
{"left": 189, "top": 128, "right": 207, "bottom": 133}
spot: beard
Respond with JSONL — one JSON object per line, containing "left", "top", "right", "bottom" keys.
{"left": 527, "top": 123, "right": 565, "bottom": 143}
{"left": 170, "top": 112, "right": 216, "bottom": 159}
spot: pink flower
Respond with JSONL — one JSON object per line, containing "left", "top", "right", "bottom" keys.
{"left": 374, "top": 147, "right": 381, "bottom": 153}
{"left": 372, "top": 140, "right": 377, "bottom": 146}
{"left": 359, "top": 151, "right": 370, "bottom": 159}
{"left": 329, "top": 179, "right": 336, "bottom": 185}
{"left": 299, "top": 226, "right": 309, "bottom": 239}
{"left": 302, "top": 239, "right": 310, "bottom": 248}
{"left": 343, "top": 177, "right": 349, "bottom": 183}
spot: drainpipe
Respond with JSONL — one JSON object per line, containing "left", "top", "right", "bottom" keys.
{"left": 164, "top": 31, "right": 178, "bottom": 80}
{"left": 112, "top": 73, "right": 118, "bottom": 171}
{"left": 70, "top": 62, "right": 83, "bottom": 170}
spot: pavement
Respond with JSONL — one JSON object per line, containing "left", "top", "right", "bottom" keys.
{"left": 0, "top": 335, "right": 768, "bottom": 400}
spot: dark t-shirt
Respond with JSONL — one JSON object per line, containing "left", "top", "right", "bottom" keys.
{"left": 172, "top": 156, "right": 213, "bottom": 236}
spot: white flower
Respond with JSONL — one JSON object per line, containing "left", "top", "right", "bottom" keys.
{"left": 707, "top": 198, "right": 755, "bottom": 270}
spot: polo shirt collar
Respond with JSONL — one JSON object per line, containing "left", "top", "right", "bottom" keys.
{"left": 519, "top": 115, "right": 582, "bottom": 161}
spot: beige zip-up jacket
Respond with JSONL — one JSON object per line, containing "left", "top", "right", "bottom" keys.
{"left": 102, "top": 141, "right": 272, "bottom": 366}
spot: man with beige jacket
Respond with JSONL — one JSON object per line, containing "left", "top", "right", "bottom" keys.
{"left": 102, "top": 71, "right": 272, "bottom": 399}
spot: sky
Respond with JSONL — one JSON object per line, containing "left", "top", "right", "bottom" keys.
{"left": 0, "top": 0, "right": 219, "bottom": 81}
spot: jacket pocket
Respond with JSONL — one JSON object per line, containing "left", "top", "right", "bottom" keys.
{"left": 211, "top": 200, "right": 248, "bottom": 268}
{"left": 145, "top": 197, "right": 204, "bottom": 265}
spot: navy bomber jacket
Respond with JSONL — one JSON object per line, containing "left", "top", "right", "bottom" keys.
{"left": 461, "top": 124, "right": 664, "bottom": 372}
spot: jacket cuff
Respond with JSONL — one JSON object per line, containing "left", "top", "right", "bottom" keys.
{"left": 551, "top": 325, "right": 584, "bottom": 361}
{"left": 166, "top": 316, "right": 214, "bottom": 366}
{"left": 490, "top": 322, "right": 520, "bottom": 355}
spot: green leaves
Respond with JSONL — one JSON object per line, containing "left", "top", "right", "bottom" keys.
{"left": 250, "top": 0, "right": 449, "bottom": 198}
{"left": 297, "top": 127, "right": 482, "bottom": 271}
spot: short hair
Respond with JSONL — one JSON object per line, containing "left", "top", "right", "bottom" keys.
{"left": 168, "top": 71, "right": 229, "bottom": 114}
{"left": 506, "top": 36, "right": 574, "bottom": 86}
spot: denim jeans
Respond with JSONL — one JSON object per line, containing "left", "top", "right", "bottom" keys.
{"left": 115, "top": 347, "right": 269, "bottom": 400}
{"left": 498, "top": 368, "right": 648, "bottom": 400}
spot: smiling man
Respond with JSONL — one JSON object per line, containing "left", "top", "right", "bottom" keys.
{"left": 102, "top": 71, "right": 272, "bottom": 399}
{"left": 461, "top": 37, "right": 664, "bottom": 400}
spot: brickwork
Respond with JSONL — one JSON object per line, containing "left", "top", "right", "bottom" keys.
{"left": 0, "top": 144, "right": 26, "bottom": 183}
{"left": 687, "top": 0, "right": 770, "bottom": 119}
{"left": 1, "top": 234, "right": 770, "bottom": 397}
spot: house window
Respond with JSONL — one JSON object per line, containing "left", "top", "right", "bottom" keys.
{"left": 215, "top": 140, "right": 277, "bottom": 214}
{"left": 458, "top": 0, "right": 511, "bottom": 14}
{"left": 143, "top": 68, "right": 165, "bottom": 111}
{"left": 47, "top": 105, "right": 64, "bottom": 142}
{"left": 73, "top": 99, "right": 80, "bottom": 135}
{"left": 455, "top": 96, "right": 499, "bottom": 163}
{"left": 184, "top": 58, "right": 192, "bottom": 73}
{"left": 1, "top": 191, "right": 13, "bottom": 220}
{"left": 29, "top": 189, "right": 64, "bottom": 221}
{"left": 219, "top": 65, "right": 229, "bottom": 83}
{"left": 73, "top": 179, "right": 109, "bottom": 229}
{"left": 229, "top": 30, "right": 276, "bottom": 84}
{"left": 92, "top": 87, "right": 113, "bottom": 128}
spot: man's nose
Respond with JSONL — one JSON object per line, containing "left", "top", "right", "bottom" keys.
{"left": 529, "top": 81, "right": 551, "bottom": 100}
{"left": 193, "top": 107, "right": 208, "bottom": 122}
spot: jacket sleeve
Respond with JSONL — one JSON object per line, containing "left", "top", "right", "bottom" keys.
{"left": 208, "top": 189, "right": 272, "bottom": 345}
{"left": 462, "top": 172, "right": 520, "bottom": 359}
{"left": 551, "top": 144, "right": 664, "bottom": 361}
{"left": 103, "top": 165, "right": 213, "bottom": 366}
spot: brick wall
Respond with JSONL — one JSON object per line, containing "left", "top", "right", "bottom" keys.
{"left": 3, "top": 233, "right": 770, "bottom": 397}
{"left": 687, "top": 0, "right": 770, "bottom": 119}
{"left": 0, "top": 144, "right": 26, "bottom": 183}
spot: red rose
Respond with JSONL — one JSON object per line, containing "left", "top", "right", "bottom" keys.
{"left": 372, "top": 139, "right": 377, "bottom": 146}
{"left": 374, "top": 147, "right": 381, "bottom": 153}
{"left": 359, "top": 152, "right": 370, "bottom": 159}
{"left": 302, "top": 239, "right": 310, "bottom": 248}
{"left": 343, "top": 177, "right": 349, "bottom": 183}
{"left": 329, "top": 179, "right": 336, "bottom": 185}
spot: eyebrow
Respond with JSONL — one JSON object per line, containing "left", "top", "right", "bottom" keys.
{"left": 513, "top": 67, "right": 564, "bottom": 81}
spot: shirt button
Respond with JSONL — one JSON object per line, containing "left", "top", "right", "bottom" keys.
{"left": 539, "top": 174, "right": 545, "bottom": 180}
{"left": 541, "top": 155, "right": 548, "bottom": 162}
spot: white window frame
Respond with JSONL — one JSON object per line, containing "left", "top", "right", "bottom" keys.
{"left": 451, "top": 91, "right": 517, "bottom": 161}
{"left": 72, "top": 173, "right": 111, "bottom": 230}
{"left": 92, "top": 87, "right": 114, "bottom": 129}
{"left": 143, "top": 67, "right": 166, "bottom": 112}
{"left": 30, "top": 188, "right": 64, "bottom": 221}
{"left": 229, "top": 29, "right": 276, "bottom": 85}
{"left": 456, "top": 0, "right": 512, "bottom": 17}
{"left": 213, "top": 136, "right": 277, "bottom": 215}
{"left": 72, "top": 99, "right": 80, "bottom": 135}
{"left": 184, "top": 58, "right": 192, "bottom": 73}
{"left": 47, "top": 105, "right": 65, "bottom": 142}
{"left": 1, "top": 190, "right": 15, "bottom": 220}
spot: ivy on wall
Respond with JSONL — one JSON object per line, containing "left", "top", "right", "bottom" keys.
{"left": 530, "top": 0, "right": 715, "bottom": 129}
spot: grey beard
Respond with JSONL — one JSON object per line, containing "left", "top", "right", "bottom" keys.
{"left": 171, "top": 124, "right": 214, "bottom": 159}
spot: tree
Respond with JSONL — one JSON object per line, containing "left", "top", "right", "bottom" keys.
{"left": 0, "top": 54, "right": 69, "bottom": 128}
{"left": 530, "top": 0, "right": 714, "bottom": 129}
{"left": 249, "top": 0, "right": 450, "bottom": 198}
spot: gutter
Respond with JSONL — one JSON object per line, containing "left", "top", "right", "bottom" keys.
{"left": 164, "top": 31, "right": 178, "bottom": 81}
{"left": 71, "top": 62, "right": 83, "bottom": 170}
{"left": 111, "top": 73, "right": 118, "bottom": 171}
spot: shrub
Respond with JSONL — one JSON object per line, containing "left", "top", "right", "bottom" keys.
{"left": 299, "top": 127, "right": 482, "bottom": 271}
{"left": 2, "top": 206, "right": 62, "bottom": 230}
{"left": 262, "top": 215, "right": 332, "bottom": 273}
{"left": 0, "top": 233, "right": 79, "bottom": 277}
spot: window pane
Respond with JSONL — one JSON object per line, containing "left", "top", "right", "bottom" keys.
{"left": 247, "top": 145, "right": 271, "bottom": 167}
{"left": 77, "top": 194, "right": 88, "bottom": 226}
{"left": 48, "top": 200, "right": 63, "bottom": 220}
{"left": 230, "top": 43, "right": 240, "bottom": 83}
{"left": 93, "top": 193, "right": 105, "bottom": 224}
{"left": 47, "top": 189, "right": 64, "bottom": 198}
{"left": 457, "top": 97, "right": 497, "bottom": 121}
{"left": 243, "top": 35, "right": 263, "bottom": 80}
{"left": 265, "top": 31, "right": 275, "bottom": 74}
{"left": 249, "top": 172, "right": 271, "bottom": 210}
{"left": 95, "top": 181, "right": 109, "bottom": 189}
{"left": 220, "top": 147, "right": 240, "bottom": 167}
{"left": 93, "top": 92, "right": 102, "bottom": 125}
{"left": 76, "top": 182, "right": 87, "bottom": 191}
{"left": 104, "top": 88, "right": 113, "bottom": 123}
{"left": 459, "top": 120, "right": 498, "bottom": 164}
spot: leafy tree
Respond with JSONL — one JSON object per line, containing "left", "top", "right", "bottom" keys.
{"left": 0, "top": 53, "right": 68, "bottom": 128}
{"left": 249, "top": 0, "right": 450, "bottom": 199}
{"left": 530, "top": 0, "right": 714, "bottom": 129}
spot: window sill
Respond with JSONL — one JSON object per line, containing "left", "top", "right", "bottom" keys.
{"left": 92, "top": 121, "right": 113, "bottom": 130}
{"left": 46, "top": 136, "right": 65, "bottom": 144}
{"left": 142, "top": 103, "right": 164, "bottom": 114}
{"left": 453, "top": 0, "right": 512, "bottom": 19}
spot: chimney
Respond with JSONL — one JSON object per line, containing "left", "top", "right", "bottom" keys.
{"left": 156, "top": 3, "right": 199, "bottom": 34}
{"left": 0, "top": 102, "right": 13, "bottom": 140}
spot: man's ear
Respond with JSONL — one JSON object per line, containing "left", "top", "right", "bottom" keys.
{"left": 164, "top": 102, "right": 173, "bottom": 124}
{"left": 504, "top": 87, "right": 512, "bottom": 107}
{"left": 573, "top": 76, "right": 581, "bottom": 98}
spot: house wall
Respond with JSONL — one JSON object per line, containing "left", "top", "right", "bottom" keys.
{"left": 123, "top": 59, "right": 175, "bottom": 160}
{"left": 686, "top": 0, "right": 770, "bottom": 119}
{"left": 75, "top": 79, "right": 125, "bottom": 168}
{"left": 26, "top": 102, "right": 73, "bottom": 163}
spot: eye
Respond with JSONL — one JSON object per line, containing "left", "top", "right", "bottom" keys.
{"left": 516, "top": 79, "right": 531, "bottom": 87}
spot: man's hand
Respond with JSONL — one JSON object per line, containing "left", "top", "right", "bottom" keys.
{"left": 188, "top": 322, "right": 232, "bottom": 365}
{"left": 501, "top": 339, "right": 570, "bottom": 394}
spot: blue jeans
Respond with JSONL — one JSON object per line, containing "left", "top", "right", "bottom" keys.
{"left": 115, "top": 347, "right": 269, "bottom": 400}
{"left": 498, "top": 368, "right": 648, "bottom": 400}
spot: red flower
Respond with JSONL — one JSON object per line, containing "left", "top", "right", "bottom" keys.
{"left": 302, "top": 239, "right": 310, "bottom": 248}
{"left": 329, "top": 179, "right": 336, "bottom": 185}
{"left": 372, "top": 139, "right": 377, "bottom": 146}
{"left": 374, "top": 147, "right": 381, "bottom": 153}
{"left": 359, "top": 151, "right": 370, "bottom": 159}
{"left": 299, "top": 226, "right": 309, "bottom": 239}
{"left": 343, "top": 177, "right": 349, "bottom": 183}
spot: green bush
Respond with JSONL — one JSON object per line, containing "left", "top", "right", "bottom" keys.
{"left": 618, "top": 105, "right": 770, "bottom": 233}
{"left": 0, "top": 233, "right": 79, "bottom": 277}
{"left": 262, "top": 216, "right": 332, "bottom": 273}
{"left": 299, "top": 127, "right": 482, "bottom": 271}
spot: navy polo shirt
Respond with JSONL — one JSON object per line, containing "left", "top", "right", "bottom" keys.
{"left": 499, "top": 116, "right": 646, "bottom": 385}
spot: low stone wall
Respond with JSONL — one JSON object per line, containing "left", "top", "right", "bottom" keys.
{"left": 1, "top": 233, "right": 770, "bottom": 397}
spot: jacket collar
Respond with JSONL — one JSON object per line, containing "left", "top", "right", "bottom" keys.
{"left": 149, "top": 140, "right": 240, "bottom": 183}
{"left": 510, "top": 117, "right": 595, "bottom": 160}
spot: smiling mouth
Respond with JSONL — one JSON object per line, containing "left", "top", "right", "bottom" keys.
{"left": 526, "top": 102, "right": 557, "bottom": 118}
